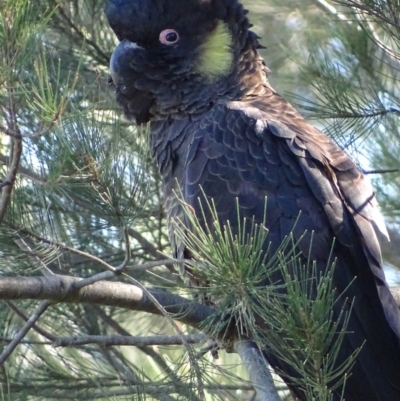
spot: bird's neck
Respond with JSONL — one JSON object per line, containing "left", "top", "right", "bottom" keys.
{"left": 230, "top": 31, "right": 273, "bottom": 99}
{"left": 149, "top": 36, "right": 271, "bottom": 121}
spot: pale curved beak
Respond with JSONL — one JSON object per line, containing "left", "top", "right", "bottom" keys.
{"left": 109, "top": 39, "right": 143, "bottom": 86}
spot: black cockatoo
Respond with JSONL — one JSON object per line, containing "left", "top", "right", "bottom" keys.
{"left": 105, "top": 0, "right": 400, "bottom": 399}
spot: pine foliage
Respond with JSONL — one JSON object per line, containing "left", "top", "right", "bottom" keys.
{"left": 0, "top": 0, "right": 399, "bottom": 400}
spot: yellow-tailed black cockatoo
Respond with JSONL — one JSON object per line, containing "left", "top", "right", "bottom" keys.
{"left": 105, "top": 0, "right": 400, "bottom": 399}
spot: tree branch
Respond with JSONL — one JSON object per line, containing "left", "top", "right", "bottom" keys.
{"left": 0, "top": 300, "right": 51, "bottom": 365}
{"left": 2, "top": 275, "right": 400, "bottom": 329}
{"left": 2, "top": 274, "right": 399, "bottom": 399}
{"left": 235, "top": 340, "right": 281, "bottom": 401}
{"left": 93, "top": 306, "right": 203, "bottom": 401}
{"left": 363, "top": 168, "right": 399, "bottom": 175}
{"left": 0, "top": 333, "right": 207, "bottom": 347}
{"left": 0, "top": 275, "right": 214, "bottom": 330}
{"left": 56, "top": 5, "right": 110, "bottom": 65}
{"left": 0, "top": 90, "right": 22, "bottom": 224}
{"left": 5, "top": 300, "right": 57, "bottom": 341}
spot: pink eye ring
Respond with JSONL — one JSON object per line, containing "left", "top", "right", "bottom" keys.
{"left": 159, "top": 29, "right": 179, "bottom": 45}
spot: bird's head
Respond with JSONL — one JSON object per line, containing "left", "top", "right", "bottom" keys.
{"left": 105, "top": 0, "right": 259, "bottom": 124}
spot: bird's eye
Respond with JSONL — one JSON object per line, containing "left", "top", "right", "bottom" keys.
{"left": 159, "top": 29, "right": 179, "bottom": 45}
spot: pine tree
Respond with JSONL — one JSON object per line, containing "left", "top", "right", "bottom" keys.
{"left": 0, "top": 1, "right": 399, "bottom": 400}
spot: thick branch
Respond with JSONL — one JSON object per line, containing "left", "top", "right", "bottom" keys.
{"left": 235, "top": 340, "right": 281, "bottom": 401}
{"left": 2, "top": 275, "right": 400, "bottom": 327}
{"left": 2, "top": 275, "right": 400, "bottom": 400}
{"left": 0, "top": 275, "right": 214, "bottom": 330}
{"left": 0, "top": 334, "right": 207, "bottom": 347}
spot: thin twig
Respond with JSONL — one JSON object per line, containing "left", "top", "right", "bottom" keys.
{"left": 16, "top": 227, "right": 117, "bottom": 272}
{"left": 0, "top": 300, "right": 52, "bottom": 365}
{"left": 344, "top": 0, "right": 400, "bottom": 28}
{"left": 338, "top": 0, "right": 400, "bottom": 68}
{"left": 128, "top": 258, "right": 184, "bottom": 271}
{"left": 9, "top": 384, "right": 253, "bottom": 400}
{"left": 94, "top": 307, "right": 203, "bottom": 401}
{"left": 14, "top": 227, "right": 183, "bottom": 274}
{"left": 56, "top": 5, "right": 110, "bottom": 65}
{"left": 0, "top": 87, "right": 23, "bottom": 224}
{"left": 314, "top": 0, "right": 349, "bottom": 21}
{"left": 14, "top": 237, "right": 55, "bottom": 276}
{"left": 127, "top": 226, "right": 166, "bottom": 260}
{"left": 363, "top": 168, "right": 399, "bottom": 175}
{"left": 68, "top": 269, "right": 118, "bottom": 291}
{"left": 115, "top": 227, "right": 131, "bottom": 271}
{"left": 66, "top": 227, "right": 131, "bottom": 292}
{"left": 3, "top": 303, "right": 204, "bottom": 401}
{"left": 66, "top": 235, "right": 182, "bottom": 291}
{"left": 124, "top": 274, "right": 207, "bottom": 399}
{"left": 4, "top": 300, "right": 57, "bottom": 341}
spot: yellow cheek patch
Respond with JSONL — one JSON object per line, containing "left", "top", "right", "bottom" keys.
{"left": 196, "top": 21, "right": 233, "bottom": 79}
